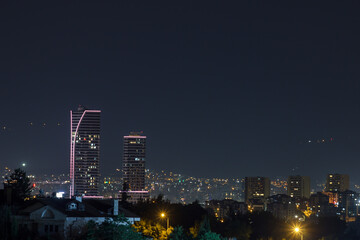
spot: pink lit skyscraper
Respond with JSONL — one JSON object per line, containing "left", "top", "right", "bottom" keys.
{"left": 70, "top": 105, "right": 101, "bottom": 197}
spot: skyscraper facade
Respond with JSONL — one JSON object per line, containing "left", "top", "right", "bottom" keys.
{"left": 121, "top": 132, "right": 149, "bottom": 203}
{"left": 287, "top": 175, "right": 310, "bottom": 199}
{"left": 70, "top": 106, "right": 101, "bottom": 197}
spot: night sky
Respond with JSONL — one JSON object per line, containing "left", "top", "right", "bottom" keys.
{"left": 1, "top": 1, "right": 360, "bottom": 183}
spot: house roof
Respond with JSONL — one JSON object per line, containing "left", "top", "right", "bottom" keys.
{"left": 17, "top": 198, "right": 139, "bottom": 218}
{"left": 84, "top": 199, "right": 139, "bottom": 218}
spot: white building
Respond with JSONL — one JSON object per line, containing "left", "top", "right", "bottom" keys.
{"left": 15, "top": 198, "right": 140, "bottom": 239}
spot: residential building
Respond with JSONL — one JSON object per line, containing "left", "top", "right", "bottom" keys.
{"left": 338, "top": 190, "right": 359, "bottom": 222}
{"left": 15, "top": 198, "right": 139, "bottom": 239}
{"left": 309, "top": 192, "right": 337, "bottom": 217}
{"left": 287, "top": 176, "right": 310, "bottom": 199}
{"left": 323, "top": 191, "right": 340, "bottom": 206}
{"left": 244, "top": 177, "right": 270, "bottom": 204}
{"left": 266, "top": 194, "right": 297, "bottom": 220}
{"left": 326, "top": 174, "right": 349, "bottom": 193}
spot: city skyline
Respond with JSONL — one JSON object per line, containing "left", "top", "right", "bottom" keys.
{"left": 1, "top": 1, "right": 360, "bottom": 182}
{"left": 3, "top": 165, "right": 356, "bottom": 204}
{"left": 2, "top": 1, "right": 360, "bottom": 239}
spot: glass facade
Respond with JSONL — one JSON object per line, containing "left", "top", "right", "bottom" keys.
{"left": 123, "top": 134, "right": 146, "bottom": 191}
{"left": 70, "top": 106, "right": 101, "bottom": 197}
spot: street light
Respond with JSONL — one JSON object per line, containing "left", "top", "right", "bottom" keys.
{"left": 293, "top": 226, "right": 303, "bottom": 240}
{"left": 160, "top": 212, "right": 169, "bottom": 229}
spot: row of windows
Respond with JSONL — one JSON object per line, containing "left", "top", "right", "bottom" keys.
{"left": 45, "top": 224, "right": 59, "bottom": 233}
{"left": 20, "top": 224, "right": 60, "bottom": 233}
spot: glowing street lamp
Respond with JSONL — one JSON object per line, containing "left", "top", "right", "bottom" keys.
{"left": 293, "top": 226, "right": 303, "bottom": 240}
{"left": 160, "top": 212, "right": 169, "bottom": 229}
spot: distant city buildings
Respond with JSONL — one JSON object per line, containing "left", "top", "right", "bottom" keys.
{"left": 244, "top": 177, "right": 270, "bottom": 205}
{"left": 309, "top": 192, "right": 337, "bottom": 217}
{"left": 287, "top": 175, "right": 310, "bottom": 199}
{"left": 326, "top": 174, "right": 350, "bottom": 192}
{"left": 338, "top": 190, "right": 359, "bottom": 222}
{"left": 5, "top": 158, "right": 360, "bottom": 223}
{"left": 121, "top": 132, "right": 149, "bottom": 203}
{"left": 205, "top": 199, "right": 247, "bottom": 220}
{"left": 266, "top": 194, "right": 297, "bottom": 220}
{"left": 70, "top": 105, "right": 101, "bottom": 197}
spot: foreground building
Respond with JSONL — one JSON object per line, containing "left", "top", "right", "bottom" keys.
{"left": 70, "top": 106, "right": 101, "bottom": 197}
{"left": 15, "top": 198, "right": 140, "bottom": 239}
{"left": 121, "top": 132, "right": 149, "bottom": 203}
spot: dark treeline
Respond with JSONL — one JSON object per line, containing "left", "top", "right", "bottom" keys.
{"left": 128, "top": 194, "right": 360, "bottom": 240}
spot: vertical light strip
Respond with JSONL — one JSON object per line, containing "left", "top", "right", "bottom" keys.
{"left": 70, "top": 110, "right": 74, "bottom": 197}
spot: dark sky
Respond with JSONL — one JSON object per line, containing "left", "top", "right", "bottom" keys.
{"left": 1, "top": 1, "right": 360, "bottom": 183}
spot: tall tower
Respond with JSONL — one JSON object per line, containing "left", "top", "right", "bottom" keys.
{"left": 70, "top": 105, "right": 101, "bottom": 197}
{"left": 122, "top": 132, "right": 149, "bottom": 202}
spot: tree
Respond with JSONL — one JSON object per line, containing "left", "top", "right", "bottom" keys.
{"left": 198, "top": 231, "right": 224, "bottom": 240}
{"left": 121, "top": 182, "right": 130, "bottom": 205}
{"left": 193, "top": 217, "right": 224, "bottom": 240}
{"left": 133, "top": 219, "right": 172, "bottom": 240}
{"left": 196, "top": 217, "right": 211, "bottom": 239}
{"left": 86, "top": 215, "right": 144, "bottom": 240}
{"left": 4, "top": 168, "right": 33, "bottom": 203}
{"left": 314, "top": 216, "right": 346, "bottom": 240}
{"left": 223, "top": 219, "right": 251, "bottom": 240}
{"left": 169, "top": 226, "right": 188, "bottom": 240}
{"left": 0, "top": 205, "right": 18, "bottom": 240}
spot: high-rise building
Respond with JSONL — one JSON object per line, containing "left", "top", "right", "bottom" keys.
{"left": 338, "top": 190, "right": 359, "bottom": 222}
{"left": 121, "top": 132, "right": 149, "bottom": 203}
{"left": 244, "top": 177, "right": 270, "bottom": 204}
{"left": 70, "top": 106, "right": 101, "bottom": 197}
{"left": 287, "top": 175, "right": 310, "bottom": 199}
{"left": 326, "top": 174, "right": 349, "bottom": 192}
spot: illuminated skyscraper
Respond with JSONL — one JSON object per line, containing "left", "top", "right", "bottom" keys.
{"left": 70, "top": 105, "right": 101, "bottom": 197}
{"left": 121, "top": 132, "right": 149, "bottom": 203}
